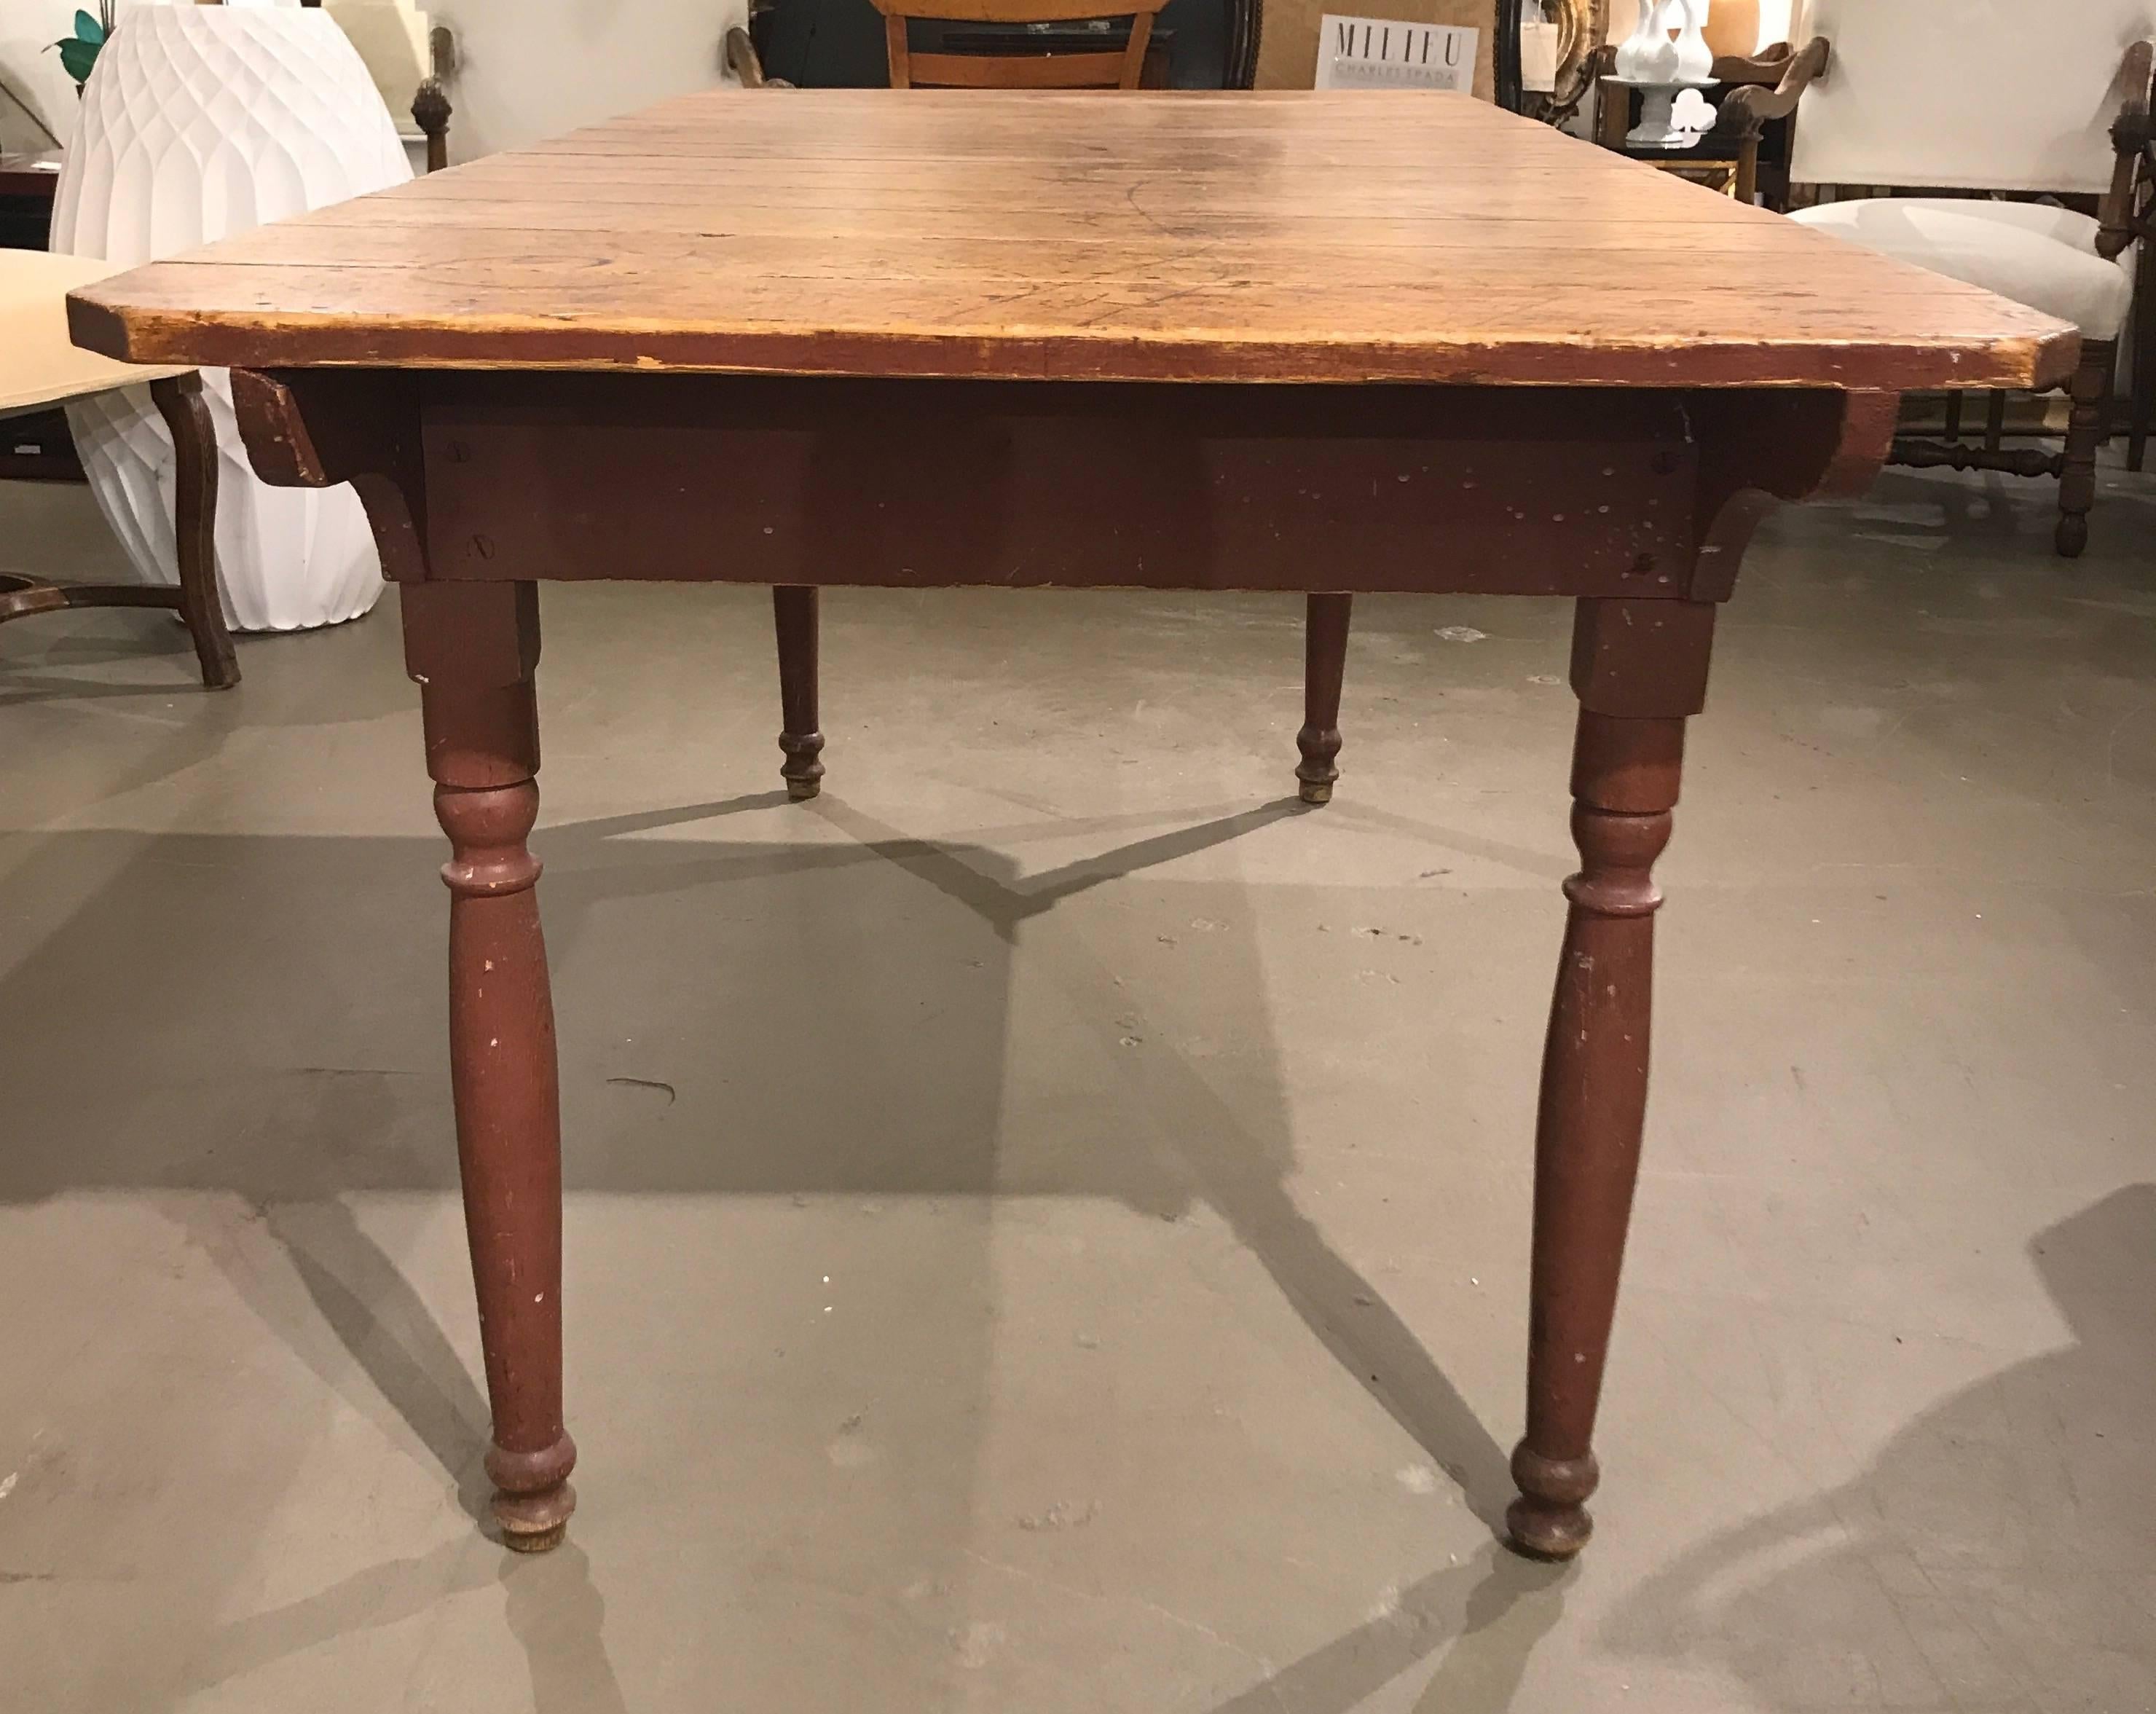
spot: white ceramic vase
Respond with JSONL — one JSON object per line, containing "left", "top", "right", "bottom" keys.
{"left": 1614, "top": 0, "right": 1716, "bottom": 84}
{"left": 52, "top": 1, "right": 412, "bottom": 632}
{"left": 1669, "top": 0, "right": 1715, "bottom": 82}
{"left": 1613, "top": 0, "right": 1670, "bottom": 80}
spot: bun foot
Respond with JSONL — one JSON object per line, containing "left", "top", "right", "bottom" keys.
{"left": 779, "top": 728, "right": 825, "bottom": 800}
{"left": 487, "top": 1434, "right": 577, "bottom": 1553}
{"left": 492, "top": 1480, "right": 576, "bottom": 1553}
{"left": 1294, "top": 721, "right": 1341, "bottom": 806}
{"left": 1508, "top": 1442, "right": 1597, "bottom": 1560}
{"left": 1505, "top": 1494, "right": 1592, "bottom": 1561}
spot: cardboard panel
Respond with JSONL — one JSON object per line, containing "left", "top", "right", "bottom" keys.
{"left": 1257, "top": 0, "right": 1498, "bottom": 97}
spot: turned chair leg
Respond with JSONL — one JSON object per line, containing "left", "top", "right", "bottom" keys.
{"left": 0, "top": 374, "right": 237, "bottom": 691}
{"left": 2132, "top": 243, "right": 2155, "bottom": 473}
{"left": 1295, "top": 592, "right": 1352, "bottom": 806}
{"left": 2056, "top": 339, "right": 2117, "bottom": 559}
{"left": 771, "top": 584, "right": 824, "bottom": 800}
{"left": 150, "top": 373, "right": 239, "bottom": 690}
{"left": 404, "top": 582, "right": 576, "bottom": 1553}
{"left": 1983, "top": 389, "right": 2007, "bottom": 454}
{"left": 1507, "top": 598, "right": 1715, "bottom": 1562}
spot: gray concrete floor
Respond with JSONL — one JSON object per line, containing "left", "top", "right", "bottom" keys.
{"left": 1, "top": 455, "right": 2152, "bottom": 1714}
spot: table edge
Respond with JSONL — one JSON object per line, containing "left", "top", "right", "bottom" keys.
{"left": 67, "top": 291, "right": 2080, "bottom": 393}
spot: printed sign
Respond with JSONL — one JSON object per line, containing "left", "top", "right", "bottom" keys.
{"left": 1314, "top": 15, "right": 1479, "bottom": 90}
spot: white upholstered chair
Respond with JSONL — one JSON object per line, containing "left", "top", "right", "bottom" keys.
{"left": 1760, "top": 0, "right": 2156, "bottom": 557}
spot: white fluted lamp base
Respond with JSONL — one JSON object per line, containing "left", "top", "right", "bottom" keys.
{"left": 52, "top": 3, "right": 412, "bottom": 632}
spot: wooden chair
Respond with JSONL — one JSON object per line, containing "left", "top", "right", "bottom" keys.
{"left": 1741, "top": 1, "right": 2156, "bottom": 558}
{"left": 874, "top": 0, "right": 1162, "bottom": 87}
{"left": 1589, "top": 39, "right": 1825, "bottom": 208}
{"left": 739, "top": 0, "right": 1359, "bottom": 805}
{"left": 2, "top": 7, "right": 454, "bottom": 683}
{"left": 732, "top": 0, "right": 1256, "bottom": 92}
{"left": 0, "top": 250, "right": 236, "bottom": 689}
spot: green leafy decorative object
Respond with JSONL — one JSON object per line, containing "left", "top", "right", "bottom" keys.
{"left": 50, "top": 4, "right": 118, "bottom": 93}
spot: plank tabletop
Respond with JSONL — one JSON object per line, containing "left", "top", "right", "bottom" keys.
{"left": 70, "top": 90, "right": 2076, "bottom": 390}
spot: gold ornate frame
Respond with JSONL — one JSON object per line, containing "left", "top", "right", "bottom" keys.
{"left": 1537, "top": 0, "right": 1608, "bottom": 123}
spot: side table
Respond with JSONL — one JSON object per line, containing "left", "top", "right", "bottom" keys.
{"left": 1, "top": 152, "right": 80, "bottom": 483}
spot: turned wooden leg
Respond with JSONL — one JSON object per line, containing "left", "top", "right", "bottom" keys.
{"left": 1296, "top": 592, "right": 1352, "bottom": 806}
{"left": 772, "top": 584, "right": 825, "bottom": 800}
{"left": 2132, "top": 245, "right": 2155, "bottom": 473}
{"left": 1942, "top": 391, "right": 1964, "bottom": 444}
{"left": 149, "top": 374, "right": 238, "bottom": 690}
{"left": 2057, "top": 339, "right": 2116, "bottom": 559}
{"left": 1507, "top": 598, "right": 1715, "bottom": 1562}
{"left": 404, "top": 582, "right": 576, "bottom": 1553}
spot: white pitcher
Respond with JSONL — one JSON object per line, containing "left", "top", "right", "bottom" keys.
{"left": 1615, "top": 0, "right": 1717, "bottom": 84}
{"left": 1613, "top": 0, "right": 1669, "bottom": 79}
{"left": 1669, "top": 0, "right": 1715, "bottom": 82}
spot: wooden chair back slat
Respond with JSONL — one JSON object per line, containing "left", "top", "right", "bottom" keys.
{"left": 873, "top": 0, "right": 1136, "bottom": 20}
{"left": 871, "top": 0, "right": 1159, "bottom": 91}
{"left": 902, "top": 48, "right": 1142, "bottom": 88}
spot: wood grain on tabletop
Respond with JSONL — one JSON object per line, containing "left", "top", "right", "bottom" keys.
{"left": 68, "top": 89, "right": 2076, "bottom": 389}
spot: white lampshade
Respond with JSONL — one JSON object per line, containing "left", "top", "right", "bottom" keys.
{"left": 53, "top": 3, "right": 412, "bottom": 632}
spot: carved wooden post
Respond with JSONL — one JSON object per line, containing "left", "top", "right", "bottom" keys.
{"left": 771, "top": 584, "right": 825, "bottom": 799}
{"left": 1296, "top": 592, "right": 1352, "bottom": 805}
{"left": 404, "top": 581, "right": 576, "bottom": 1553}
{"left": 2056, "top": 338, "right": 2117, "bottom": 559}
{"left": 1508, "top": 596, "right": 1715, "bottom": 1561}
{"left": 413, "top": 25, "right": 455, "bottom": 176}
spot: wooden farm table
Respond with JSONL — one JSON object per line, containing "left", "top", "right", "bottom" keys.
{"left": 71, "top": 89, "right": 2071, "bottom": 1562}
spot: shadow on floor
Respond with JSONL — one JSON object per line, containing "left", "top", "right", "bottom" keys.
{"left": 0, "top": 789, "right": 1538, "bottom": 1710}
{"left": 1603, "top": 1184, "right": 2156, "bottom": 1711}
{"left": 1203, "top": 1546, "right": 1572, "bottom": 1713}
